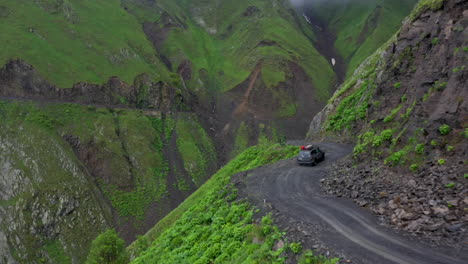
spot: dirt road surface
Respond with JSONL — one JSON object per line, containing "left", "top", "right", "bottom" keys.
{"left": 236, "top": 143, "right": 467, "bottom": 264}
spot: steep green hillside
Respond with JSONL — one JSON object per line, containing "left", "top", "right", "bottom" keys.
{"left": 0, "top": 0, "right": 170, "bottom": 87}
{"left": 0, "top": 100, "right": 218, "bottom": 263}
{"left": 128, "top": 144, "right": 335, "bottom": 263}
{"left": 307, "top": 0, "right": 418, "bottom": 76}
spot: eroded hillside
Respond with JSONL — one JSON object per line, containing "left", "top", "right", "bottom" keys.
{"left": 308, "top": 0, "right": 467, "bottom": 249}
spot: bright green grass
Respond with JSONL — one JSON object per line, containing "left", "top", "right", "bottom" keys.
{"left": 128, "top": 144, "right": 300, "bottom": 263}
{"left": 0, "top": 0, "right": 170, "bottom": 87}
{"left": 233, "top": 122, "right": 250, "bottom": 158}
{"left": 175, "top": 113, "right": 218, "bottom": 186}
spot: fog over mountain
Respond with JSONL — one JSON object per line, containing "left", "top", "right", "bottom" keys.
{"left": 289, "top": 0, "right": 368, "bottom": 8}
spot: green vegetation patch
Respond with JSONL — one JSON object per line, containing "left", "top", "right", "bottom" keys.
{"left": 327, "top": 77, "right": 375, "bottom": 131}
{"left": 86, "top": 229, "right": 129, "bottom": 264}
{"left": 233, "top": 122, "right": 250, "bottom": 158}
{"left": 44, "top": 240, "right": 72, "bottom": 264}
{"left": 129, "top": 144, "right": 302, "bottom": 263}
{"left": 0, "top": 0, "right": 170, "bottom": 87}
{"left": 410, "top": 0, "right": 445, "bottom": 21}
{"left": 175, "top": 113, "right": 217, "bottom": 186}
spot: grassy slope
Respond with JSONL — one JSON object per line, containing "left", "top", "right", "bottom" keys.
{"left": 126, "top": 0, "right": 335, "bottom": 103}
{"left": 309, "top": 0, "right": 417, "bottom": 77}
{"left": 129, "top": 144, "right": 308, "bottom": 263}
{"left": 0, "top": 0, "right": 170, "bottom": 87}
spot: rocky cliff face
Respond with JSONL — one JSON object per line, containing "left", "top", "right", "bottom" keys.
{"left": 0, "top": 59, "right": 186, "bottom": 112}
{"left": 0, "top": 121, "right": 112, "bottom": 264}
{"left": 308, "top": 0, "right": 467, "bottom": 249}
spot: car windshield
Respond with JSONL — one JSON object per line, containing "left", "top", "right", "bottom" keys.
{"left": 299, "top": 151, "right": 311, "bottom": 158}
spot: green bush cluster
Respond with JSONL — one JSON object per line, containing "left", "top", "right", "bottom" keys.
{"left": 86, "top": 229, "right": 129, "bottom": 264}
{"left": 438, "top": 124, "right": 451, "bottom": 135}
{"left": 289, "top": 242, "right": 302, "bottom": 254}
{"left": 385, "top": 150, "right": 407, "bottom": 166}
{"left": 299, "top": 250, "right": 339, "bottom": 264}
{"left": 372, "top": 130, "right": 393, "bottom": 147}
{"left": 353, "top": 129, "right": 395, "bottom": 156}
{"left": 327, "top": 77, "right": 375, "bottom": 131}
{"left": 438, "top": 159, "right": 446, "bottom": 165}
{"left": 415, "top": 144, "right": 425, "bottom": 154}
{"left": 410, "top": 164, "right": 419, "bottom": 173}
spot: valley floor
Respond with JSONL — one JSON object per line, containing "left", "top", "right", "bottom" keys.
{"left": 234, "top": 143, "right": 467, "bottom": 264}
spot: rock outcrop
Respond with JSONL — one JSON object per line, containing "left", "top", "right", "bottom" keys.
{"left": 0, "top": 59, "right": 186, "bottom": 112}
{"left": 0, "top": 124, "right": 112, "bottom": 264}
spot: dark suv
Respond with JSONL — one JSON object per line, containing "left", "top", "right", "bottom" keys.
{"left": 297, "top": 145, "right": 325, "bottom": 166}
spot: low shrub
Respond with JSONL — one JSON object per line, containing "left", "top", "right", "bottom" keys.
{"left": 289, "top": 242, "right": 302, "bottom": 254}
{"left": 415, "top": 144, "right": 425, "bottom": 154}
{"left": 385, "top": 150, "right": 407, "bottom": 166}
{"left": 445, "top": 182, "right": 455, "bottom": 188}
{"left": 86, "top": 229, "right": 129, "bottom": 264}
{"left": 410, "top": 164, "right": 419, "bottom": 173}
{"left": 438, "top": 124, "right": 451, "bottom": 135}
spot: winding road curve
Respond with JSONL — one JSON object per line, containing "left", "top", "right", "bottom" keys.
{"left": 241, "top": 143, "right": 466, "bottom": 264}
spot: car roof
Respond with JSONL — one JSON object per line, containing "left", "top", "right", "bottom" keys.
{"left": 301, "top": 145, "right": 317, "bottom": 150}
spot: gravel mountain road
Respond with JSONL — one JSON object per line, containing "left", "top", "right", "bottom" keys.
{"left": 237, "top": 143, "right": 467, "bottom": 264}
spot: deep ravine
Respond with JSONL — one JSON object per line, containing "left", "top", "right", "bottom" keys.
{"left": 302, "top": 9, "right": 347, "bottom": 87}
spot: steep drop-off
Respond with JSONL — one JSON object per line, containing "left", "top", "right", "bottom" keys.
{"left": 305, "top": 0, "right": 419, "bottom": 77}
{"left": 0, "top": 99, "right": 218, "bottom": 263}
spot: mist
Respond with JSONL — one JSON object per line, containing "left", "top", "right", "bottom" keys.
{"left": 289, "top": 0, "right": 369, "bottom": 8}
